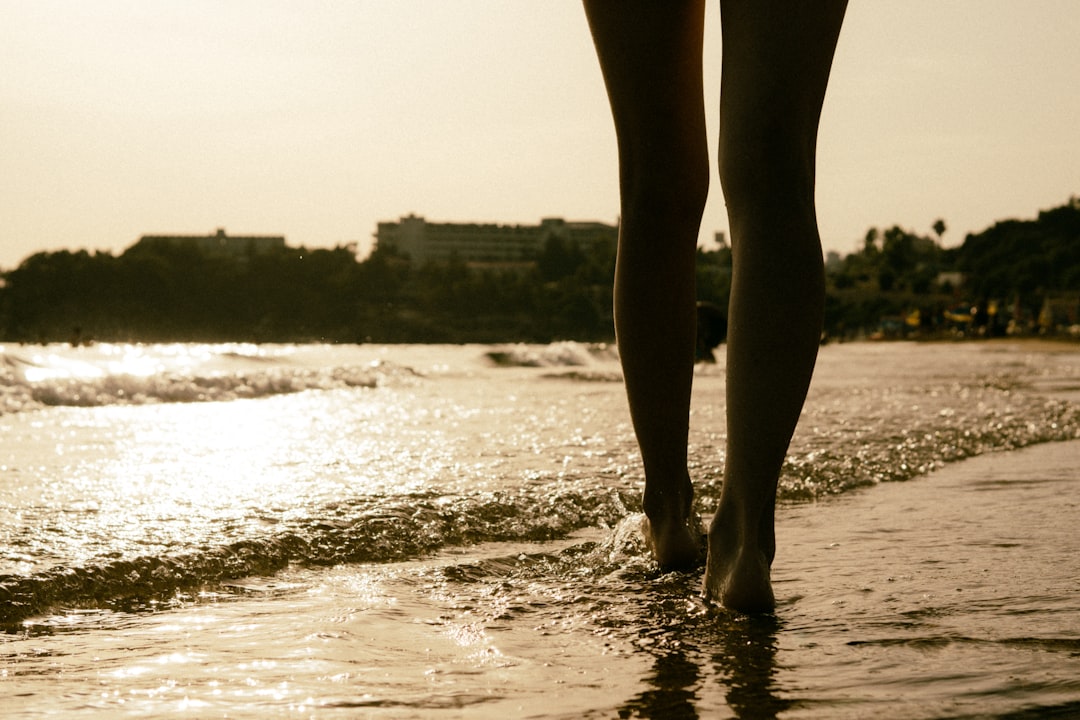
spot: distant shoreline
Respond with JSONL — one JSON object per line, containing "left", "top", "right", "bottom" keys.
{"left": 915, "top": 336, "right": 1080, "bottom": 352}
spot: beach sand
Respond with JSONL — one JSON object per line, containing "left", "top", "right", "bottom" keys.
{"left": 768, "top": 438, "right": 1080, "bottom": 719}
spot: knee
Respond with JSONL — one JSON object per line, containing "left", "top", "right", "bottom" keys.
{"left": 718, "top": 128, "right": 817, "bottom": 224}
{"left": 619, "top": 145, "right": 710, "bottom": 234}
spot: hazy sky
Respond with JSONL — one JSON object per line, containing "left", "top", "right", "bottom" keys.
{"left": 3, "top": 1, "right": 1078, "bottom": 270}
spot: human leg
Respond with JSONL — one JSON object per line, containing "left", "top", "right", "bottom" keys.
{"left": 705, "top": 0, "right": 847, "bottom": 611}
{"left": 583, "top": 1, "right": 709, "bottom": 569}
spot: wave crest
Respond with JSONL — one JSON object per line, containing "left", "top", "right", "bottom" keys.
{"left": 1, "top": 345, "right": 421, "bottom": 413}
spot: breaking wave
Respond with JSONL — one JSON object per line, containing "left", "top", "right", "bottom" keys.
{"left": 0, "top": 486, "right": 637, "bottom": 627}
{"left": 0, "top": 344, "right": 421, "bottom": 414}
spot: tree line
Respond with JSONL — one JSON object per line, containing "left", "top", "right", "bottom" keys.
{"left": 824, "top": 197, "right": 1080, "bottom": 339}
{"left": 2, "top": 198, "right": 1077, "bottom": 345}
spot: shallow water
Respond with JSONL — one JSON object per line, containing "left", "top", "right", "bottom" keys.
{"left": 1, "top": 341, "right": 1079, "bottom": 717}
{"left": 3, "top": 442, "right": 1078, "bottom": 719}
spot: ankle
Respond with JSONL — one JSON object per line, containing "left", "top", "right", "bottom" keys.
{"left": 642, "top": 477, "right": 693, "bottom": 522}
{"left": 711, "top": 499, "right": 767, "bottom": 556}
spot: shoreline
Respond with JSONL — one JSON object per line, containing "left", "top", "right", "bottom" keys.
{"left": 868, "top": 336, "right": 1080, "bottom": 352}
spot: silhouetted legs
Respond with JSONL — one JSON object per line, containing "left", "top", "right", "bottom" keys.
{"left": 584, "top": 0, "right": 709, "bottom": 570}
{"left": 585, "top": 0, "right": 846, "bottom": 611}
{"left": 706, "top": 0, "right": 846, "bottom": 612}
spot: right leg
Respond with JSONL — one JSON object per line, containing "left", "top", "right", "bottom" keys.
{"left": 583, "top": 1, "right": 710, "bottom": 570}
{"left": 705, "top": 0, "right": 847, "bottom": 612}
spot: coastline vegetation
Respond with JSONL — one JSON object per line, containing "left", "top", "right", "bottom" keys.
{"left": 2, "top": 198, "right": 1077, "bottom": 345}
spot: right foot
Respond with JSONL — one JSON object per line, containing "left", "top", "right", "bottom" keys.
{"left": 702, "top": 520, "right": 776, "bottom": 613}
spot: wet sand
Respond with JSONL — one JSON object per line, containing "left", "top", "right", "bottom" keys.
{"left": 769, "top": 438, "right": 1080, "bottom": 718}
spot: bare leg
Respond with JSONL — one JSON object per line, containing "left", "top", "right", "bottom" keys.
{"left": 584, "top": 1, "right": 709, "bottom": 570}
{"left": 704, "top": 0, "right": 847, "bottom": 612}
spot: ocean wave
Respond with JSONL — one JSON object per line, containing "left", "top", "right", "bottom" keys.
{"left": 0, "top": 346, "right": 422, "bottom": 413}
{"left": 0, "top": 486, "right": 636, "bottom": 627}
{"left": 781, "top": 389, "right": 1079, "bottom": 499}
{"left": 0, "top": 340, "right": 619, "bottom": 412}
{"left": 484, "top": 341, "right": 617, "bottom": 368}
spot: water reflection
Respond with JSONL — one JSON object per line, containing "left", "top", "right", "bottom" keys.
{"left": 710, "top": 614, "right": 789, "bottom": 720}
{"left": 614, "top": 575, "right": 788, "bottom": 719}
{"left": 618, "top": 648, "right": 701, "bottom": 718}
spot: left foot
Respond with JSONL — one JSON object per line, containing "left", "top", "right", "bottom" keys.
{"left": 641, "top": 510, "right": 703, "bottom": 571}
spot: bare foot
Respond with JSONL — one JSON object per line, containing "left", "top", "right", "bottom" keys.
{"left": 702, "top": 519, "right": 776, "bottom": 613}
{"left": 641, "top": 511, "right": 703, "bottom": 571}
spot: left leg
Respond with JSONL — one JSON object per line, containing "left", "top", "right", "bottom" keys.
{"left": 583, "top": 0, "right": 710, "bottom": 569}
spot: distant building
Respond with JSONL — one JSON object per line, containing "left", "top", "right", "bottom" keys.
{"left": 133, "top": 228, "right": 286, "bottom": 257}
{"left": 374, "top": 215, "right": 618, "bottom": 265}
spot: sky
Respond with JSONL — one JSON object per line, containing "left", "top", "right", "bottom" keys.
{"left": 2, "top": 1, "right": 1078, "bottom": 270}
